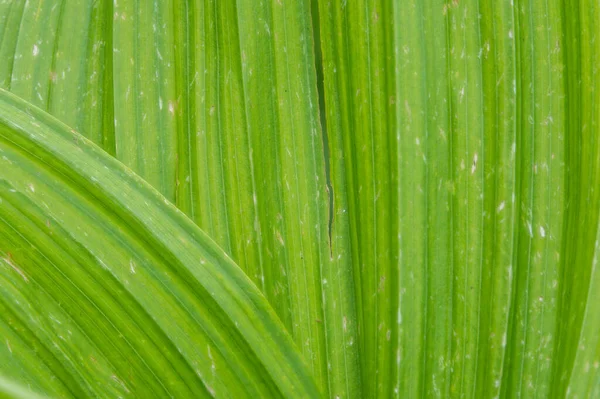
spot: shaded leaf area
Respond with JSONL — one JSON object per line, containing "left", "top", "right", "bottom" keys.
{"left": 0, "top": 90, "right": 320, "bottom": 398}
{"left": 0, "top": 0, "right": 359, "bottom": 396}
{"left": 316, "top": 0, "right": 599, "bottom": 398}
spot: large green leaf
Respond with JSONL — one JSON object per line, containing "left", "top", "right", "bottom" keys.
{"left": 0, "top": 2, "right": 359, "bottom": 395}
{"left": 316, "top": 0, "right": 599, "bottom": 397}
{"left": 0, "top": 88, "right": 319, "bottom": 398}
{"left": 1, "top": 0, "right": 600, "bottom": 398}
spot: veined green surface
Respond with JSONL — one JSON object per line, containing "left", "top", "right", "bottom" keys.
{"left": 0, "top": 89, "right": 320, "bottom": 398}
{"left": 316, "top": 0, "right": 598, "bottom": 398}
{"left": 553, "top": 0, "right": 600, "bottom": 397}
{"left": 0, "top": 0, "right": 115, "bottom": 152}
{"left": 0, "top": 3, "right": 360, "bottom": 394}
{"left": 316, "top": 1, "right": 397, "bottom": 397}
{"left": 0, "top": 0, "right": 599, "bottom": 398}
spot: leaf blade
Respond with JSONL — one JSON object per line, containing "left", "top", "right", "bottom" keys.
{"left": 0, "top": 88, "right": 320, "bottom": 398}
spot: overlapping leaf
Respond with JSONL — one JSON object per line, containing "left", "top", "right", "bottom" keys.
{"left": 0, "top": 89, "right": 319, "bottom": 398}
{"left": 1, "top": 0, "right": 600, "bottom": 398}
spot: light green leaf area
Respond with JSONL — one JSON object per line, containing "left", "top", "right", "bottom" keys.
{"left": 0, "top": 375, "right": 46, "bottom": 399}
{"left": 0, "top": 89, "right": 319, "bottom": 398}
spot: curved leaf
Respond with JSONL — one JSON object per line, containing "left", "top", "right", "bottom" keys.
{"left": 0, "top": 88, "right": 319, "bottom": 398}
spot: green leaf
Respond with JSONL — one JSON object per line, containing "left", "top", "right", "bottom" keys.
{"left": 315, "top": 0, "right": 600, "bottom": 397}
{"left": 0, "top": 0, "right": 114, "bottom": 153}
{"left": 0, "top": 3, "right": 360, "bottom": 394}
{"left": 552, "top": 1, "right": 600, "bottom": 397}
{"left": 2, "top": 0, "right": 600, "bottom": 398}
{"left": 0, "top": 88, "right": 320, "bottom": 398}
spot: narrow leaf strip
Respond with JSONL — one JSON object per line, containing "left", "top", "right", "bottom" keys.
{"left": 317, "top": 1, "right": 570, "bottom": 398}
{"left": 552, "top": 0, "right": 600, "bottom": 396}
{"left": 316, "top": 1, "right": 397, "bottom": 397}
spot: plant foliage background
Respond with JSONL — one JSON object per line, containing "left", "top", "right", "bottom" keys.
{"left": 0, "top": 0, "right": 599, "bottom": 398}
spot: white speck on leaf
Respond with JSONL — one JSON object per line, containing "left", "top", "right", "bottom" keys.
{"left": 275, "top": 230, "right": 285, "bottom": 246}
{"left": 4, "top": 255, "right": 28, "bottom": 282}
{"left": 497, "top": 201, "right": 505, "bottom": 213}
{"left": 111, "top": 375, "right": 130, "bottom": 393}
{"left": 208, "top": 345, "right": 216, "bottom": 375}
{"left": 471, "top": 153, "right": 478, "bottom": 174}
{"left": 32, "top": 44, "right": 39, "bottom": 56}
